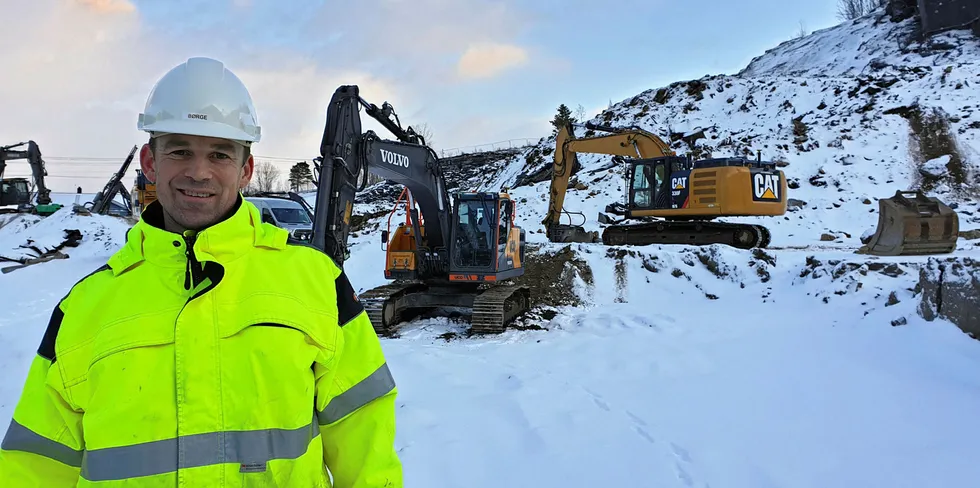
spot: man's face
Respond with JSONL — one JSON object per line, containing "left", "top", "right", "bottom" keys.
{"left": 139, "top": 134, "right": 253, "bottom": 232}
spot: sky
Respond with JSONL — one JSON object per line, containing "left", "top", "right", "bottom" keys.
{"left": 0, "top": 0, "right": 841, "bottom": 192}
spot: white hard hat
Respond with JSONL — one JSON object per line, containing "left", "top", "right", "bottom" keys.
{"left": 137, "top": 57, "right": 261, "bottom": 144}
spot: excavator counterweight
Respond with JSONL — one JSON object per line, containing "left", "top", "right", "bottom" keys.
{"left": 862, "top": 190, "right": 959, "bottom": 256}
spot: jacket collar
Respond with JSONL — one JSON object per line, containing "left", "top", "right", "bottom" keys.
{"left": 107, "top": 193, "right": 289, "bottom": 276}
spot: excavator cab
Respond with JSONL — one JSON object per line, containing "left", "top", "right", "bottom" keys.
{"left": 1, "top": 178, "right": 30, "bottom": 208}
{"left": 448, "top": 192, "right": 524, "bottom": 282}
{"left": 625, "top": 156, "right": 693, "bottom": 212}
{"left": 862, "top": 190, "right": 959, "bottom": 256}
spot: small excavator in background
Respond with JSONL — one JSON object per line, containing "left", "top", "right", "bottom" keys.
{"left": 77, "top": 145, "right": 137, "bottom": 217}
{"left": 310, "top": 85, "right": 530, "bottom": 336}
{"left": 0, "top": 140, "right": 63, "bottom": 216}
{"left": 544, "top": 122, "right": 788, "bottom": 249}
{"left": 544, "top": 122, "right": 676, "bottom": 243}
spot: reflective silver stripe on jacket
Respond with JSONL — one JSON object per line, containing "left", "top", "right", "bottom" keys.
{"left": 80, "top": 416, "right": 319, "bottom": 481}
{"left": 317, "top": 362, "right": 396, "bottom": 425}
{"left": 1, "top": 419, "right": 83, "bottom": 467}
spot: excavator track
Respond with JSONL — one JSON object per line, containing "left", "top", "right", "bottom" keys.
{"left": 359, "top": 282, "right": 425, "bottom": 336}
{"left": 602, "top": 220, "right": 771, "bottom": 250}
{"left": 469, "top": 284, "right": 531, "bottom": 335}
{"left": 360, "top": 281, "right": 531, "bottom": 336}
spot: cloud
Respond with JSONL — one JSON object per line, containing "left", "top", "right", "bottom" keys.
{"left": 0, "top": 0, "right": 560, "bottom": 191}
{"left": 233, "top": 57, "right": 402, "bottom": 159}
{"left": 456, "top": 43, "right": 530, "bottom": 80}
{"left": 74, "top": 0, "right": 136, "bottom": 13}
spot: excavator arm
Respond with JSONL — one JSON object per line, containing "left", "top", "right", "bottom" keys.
{"left": 542, "top": 122, "right": 675, "bottom": 242}
{"left": 88, "top": 145, "right": 137, "bottom": 215}
{"left": 311, "top": 85, "right": 452, "bottom": 266}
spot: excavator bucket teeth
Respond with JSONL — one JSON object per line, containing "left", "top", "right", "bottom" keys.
{"left": 864, "top": 190, "right": 959, "bottom": 256}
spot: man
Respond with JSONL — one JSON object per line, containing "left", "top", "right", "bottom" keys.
{"left": 0, "top": 57, "right": 403, "bottom": 487}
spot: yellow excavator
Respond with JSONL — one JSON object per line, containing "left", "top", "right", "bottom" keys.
{"left": 543, "top": 122, "right": 675, "bottom": 243}
{"left": 545, "top": 122, "right": 788, "bottom": 249}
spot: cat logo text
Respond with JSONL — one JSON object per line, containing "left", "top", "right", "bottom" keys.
{"left": 752, "top": 173, "right": 781, "bottom": 202}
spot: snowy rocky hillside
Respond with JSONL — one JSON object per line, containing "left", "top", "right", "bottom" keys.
{"left": 368, "top": 10, "right": 980, "bottom": 251}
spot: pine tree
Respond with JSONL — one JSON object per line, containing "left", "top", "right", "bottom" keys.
{"left": 288, "top": 162, "right": 314, "bottom": 191}
{"left": 550, "top": 104, "right": 576, "bottom": 135}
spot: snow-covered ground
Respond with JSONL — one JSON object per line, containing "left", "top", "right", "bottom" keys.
{"left": 3, "top": 208, "right": 980, "bottom": 487}
{"left": 2, "top": 8, "right": 980, "bottom": 488}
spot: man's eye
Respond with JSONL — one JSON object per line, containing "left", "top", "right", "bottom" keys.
{"left": 168, "top": 150, "right": 190, "bottom": 157}
{"left": 212, "top": 153, "right": 232, "bottom": 160}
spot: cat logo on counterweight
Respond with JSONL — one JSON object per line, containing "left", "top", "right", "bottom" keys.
{"left": 752, "top": 173, "right": 781, "bottom": 201}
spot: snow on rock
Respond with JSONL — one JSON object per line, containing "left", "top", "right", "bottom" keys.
{"left": 738, "top": 12, "right": 979, "bottom": 78}
{"left": 920, "top": 154, "right": 952, "bottom": 178}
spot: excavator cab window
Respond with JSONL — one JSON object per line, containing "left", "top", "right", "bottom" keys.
{"left": 1, "top": 179, "right": 28, "bottom": 207}
{"left": 498, "top": 200, "right": 512, "bottom": 246}
{"left": 630, "top": 163, "right": 657, "bottom": 209}
{"left": 452, "top": 197, "right": 496, "bottom": 270}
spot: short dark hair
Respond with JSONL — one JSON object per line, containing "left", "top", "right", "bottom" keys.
{"left": 148, "top": 135, "right": 251, "bottom": 164}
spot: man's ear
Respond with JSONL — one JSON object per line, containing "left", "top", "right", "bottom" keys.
{"left": 239, "top": 153, "right": 254, "bottom": 191}
{"left": 139, "top": 144, "right": 157, "bottom": 183}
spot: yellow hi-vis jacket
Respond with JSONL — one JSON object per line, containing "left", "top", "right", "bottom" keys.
{"left": 0, "top": 196, "right": 403, "bottom": 487}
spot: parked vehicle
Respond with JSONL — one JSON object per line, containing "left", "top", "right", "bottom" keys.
{"left": 245, "top": 196, "right": 313, "bottom": 242}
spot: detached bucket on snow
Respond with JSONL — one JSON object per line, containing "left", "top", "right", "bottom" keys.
{"left": 864, "top": 190, "right": 959, "bottom": 256}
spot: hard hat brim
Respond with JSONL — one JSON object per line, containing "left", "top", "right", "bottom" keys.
{"left": 138, "top": 116, "right": 261, "bottom": 144}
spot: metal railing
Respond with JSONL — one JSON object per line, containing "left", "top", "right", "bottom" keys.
{"left": 438, "top": 138, "right": 541, "bottom": 158}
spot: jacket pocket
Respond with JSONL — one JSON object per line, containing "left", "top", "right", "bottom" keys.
{"left": 71, "top": 310, "right": 181, "bottom": 448}
{"left": 217, "top": 291, "right": 338, "bottom": 351}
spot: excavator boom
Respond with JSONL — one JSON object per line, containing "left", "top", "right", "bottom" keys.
{"left": 312, "top": 85, "right": 452, "bottom": 266}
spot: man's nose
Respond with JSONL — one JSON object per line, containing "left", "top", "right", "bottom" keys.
{"left": 183, "top": 155, "right": 213, "bottom": 180}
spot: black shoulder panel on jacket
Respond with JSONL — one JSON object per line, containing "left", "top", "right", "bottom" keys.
{"left": 37, "top": 263, "right": 112, "bottom": 363}
{"left": 336, "top": 270, "right": 365, "bottom": 327}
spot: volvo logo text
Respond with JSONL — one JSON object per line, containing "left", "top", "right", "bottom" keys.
{"left": 380, "top": 149, "right": 410, "bottom": 168}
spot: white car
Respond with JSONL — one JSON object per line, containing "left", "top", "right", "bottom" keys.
{"left": 245, "top": 196, "right": 313, "bottom": 242}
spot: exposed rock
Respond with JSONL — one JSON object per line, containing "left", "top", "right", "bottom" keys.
{"left": 787, "top": 198, "right": 807, "bottom": 211}
{"left": 917, "top": 258, "right": 980, "bottom": 338}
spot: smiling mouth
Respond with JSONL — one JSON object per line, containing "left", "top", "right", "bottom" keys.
{"left": 178, "top": 189, "right": 216, "bottom": 199}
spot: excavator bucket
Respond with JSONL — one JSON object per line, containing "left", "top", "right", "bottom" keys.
{"left": 864, "top": 190, "right": 958, "bottom": 256}
{"left": 547, "top": 223, "right": 598, "bottom": 243}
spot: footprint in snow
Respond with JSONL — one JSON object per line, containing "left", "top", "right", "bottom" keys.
{"left": 582, "top": 387, "right": 610, "bottom": 412}
{"left": 671, "top": 442, "right": 697, "bottom": 487}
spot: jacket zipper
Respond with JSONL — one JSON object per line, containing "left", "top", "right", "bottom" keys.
{"left": 182, "top": 230, "right": 199, "bottom": 290}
